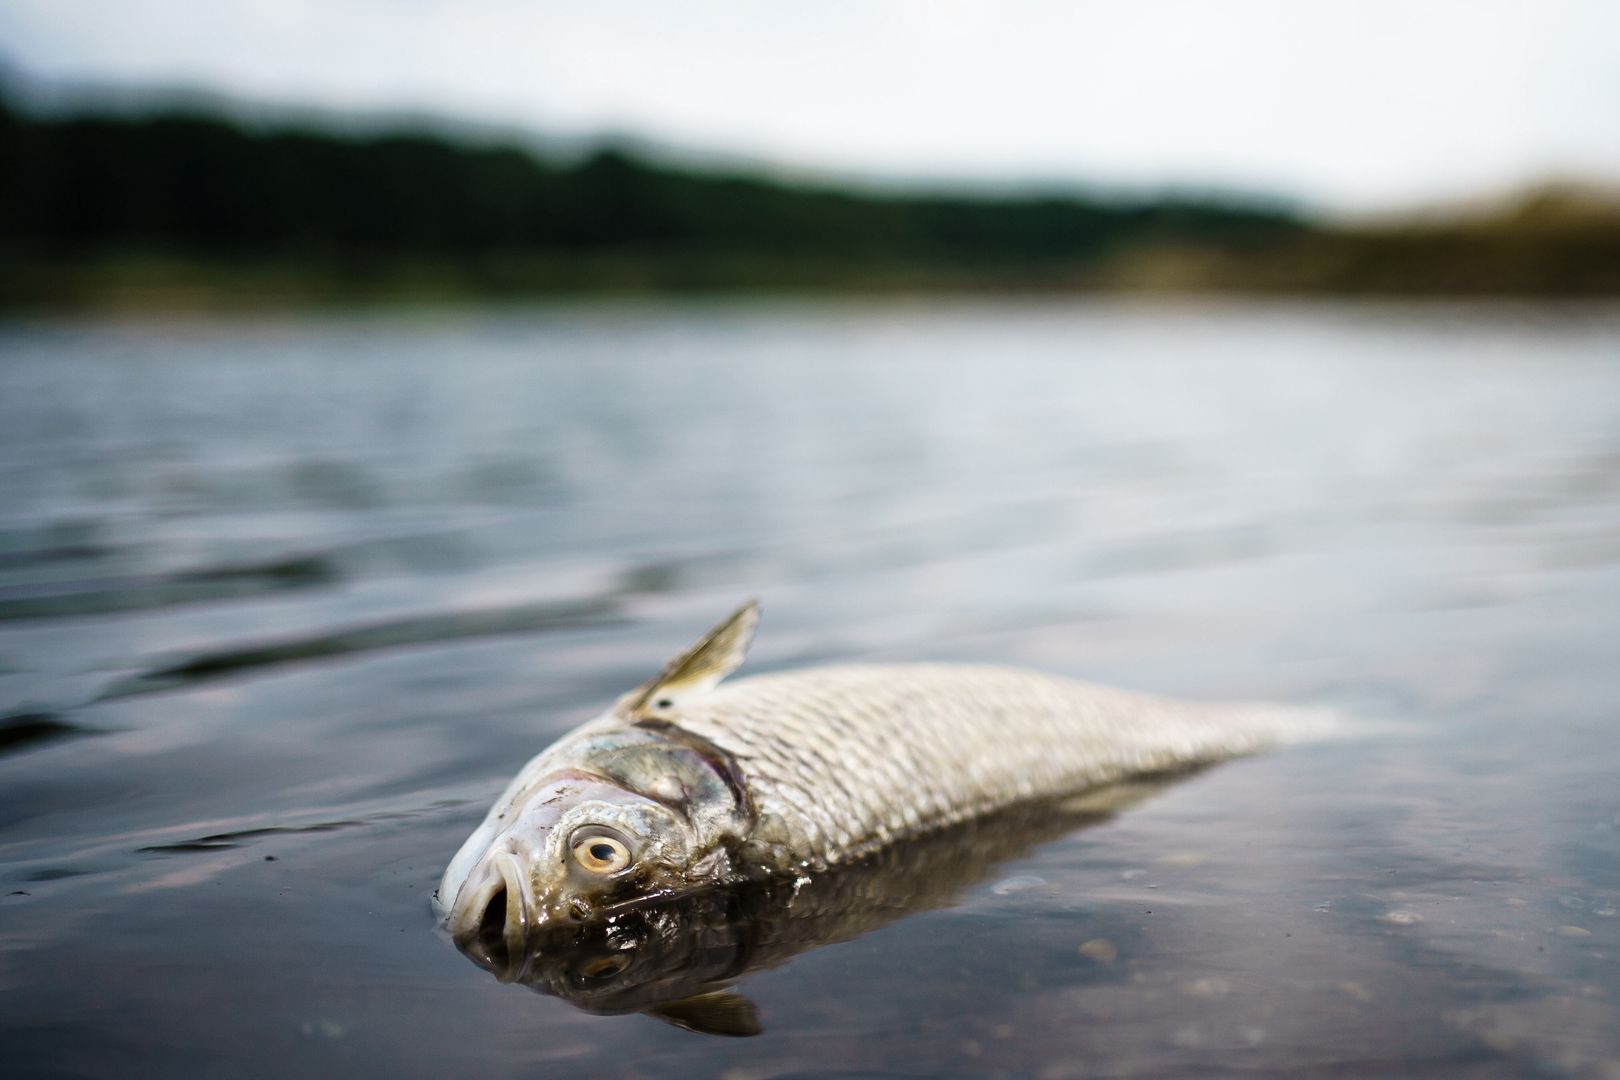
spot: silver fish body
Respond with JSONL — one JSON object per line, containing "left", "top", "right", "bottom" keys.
{"left": 437, "top": 602, "right": 1317, "bottom": 943}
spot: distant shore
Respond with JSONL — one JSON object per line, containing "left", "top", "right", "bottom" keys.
{"left": 7, "top": 230, "right": 1618, "bottom": 314}
{"left": 4, "top": 95, "right": 1617, "bottom": 311}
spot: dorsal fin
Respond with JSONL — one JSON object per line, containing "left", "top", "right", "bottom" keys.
{"left": 619, "top": 600, "right": 759, "bottom": 718}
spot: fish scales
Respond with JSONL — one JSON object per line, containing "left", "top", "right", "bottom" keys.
{"left": 438, "top": 602, "right": 1318, "bottom": 942}
{"left": 679, "top": 663, "right": 1295, "bottom": 868}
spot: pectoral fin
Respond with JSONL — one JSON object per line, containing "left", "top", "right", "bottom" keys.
{"left": 620, "top": 600, "right": 760, "bottom": 718}
{"left": 643, "top": 989, "right": 762, "bottom": 1037}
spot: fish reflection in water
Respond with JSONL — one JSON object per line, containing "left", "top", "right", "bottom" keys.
{"left": 450, "top": 776, "right": 1190, "bottom": 1036}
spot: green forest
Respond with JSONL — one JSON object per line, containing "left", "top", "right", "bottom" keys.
{"left": 3, "top": 94, "right": 1616, "bottom": 308}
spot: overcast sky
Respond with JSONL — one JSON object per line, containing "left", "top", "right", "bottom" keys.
{"left": 3, "top": 0, "right": 1618, "bottom": 213}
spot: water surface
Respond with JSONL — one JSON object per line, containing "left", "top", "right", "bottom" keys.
{"left": 2, "top": 301, "right": 1618, "bottom": 1077}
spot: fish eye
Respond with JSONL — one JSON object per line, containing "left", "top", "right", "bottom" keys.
{"left": 569, "top": 829, "right": 632, "bottom": 875}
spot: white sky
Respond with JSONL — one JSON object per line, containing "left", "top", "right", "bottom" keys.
{"left": 3, "top": 0, "right": 1618, "bottom": 213}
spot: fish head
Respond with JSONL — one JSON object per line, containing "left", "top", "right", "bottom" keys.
{"left": 438, "top": 601, "right": 762, "bottom": 943}
{"left": 440, "top": 770, "right": 703, "bottom": 943}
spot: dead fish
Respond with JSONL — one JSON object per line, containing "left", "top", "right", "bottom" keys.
{"left": 437, "top": 600, "right": 1320, "bottom": 943}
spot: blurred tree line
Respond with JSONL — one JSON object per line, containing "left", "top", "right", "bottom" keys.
{"left": 1, "top": 92, "right": 1616, "bottom": 307}
{"left": 0, "top": 103, "right": 1296, "bottom": 259}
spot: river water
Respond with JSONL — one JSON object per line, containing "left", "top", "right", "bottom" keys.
{"left": 1, "top": 300, "right": 1617, "bottom": 1078}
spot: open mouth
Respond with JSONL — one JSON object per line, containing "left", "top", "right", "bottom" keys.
{"left": 452, "top": 848, "right": 534, "bottom": 951}
{"left": 479, "top": 882, "right": 509, "bottom": 939}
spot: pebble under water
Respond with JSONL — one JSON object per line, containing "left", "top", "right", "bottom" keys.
{"left": 1, "top": 300, "right": 1618, "bottom": 1078}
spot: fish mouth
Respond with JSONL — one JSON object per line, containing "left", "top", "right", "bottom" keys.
{"left": 449, "top": 849, "right": 540, "bottom": 955}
